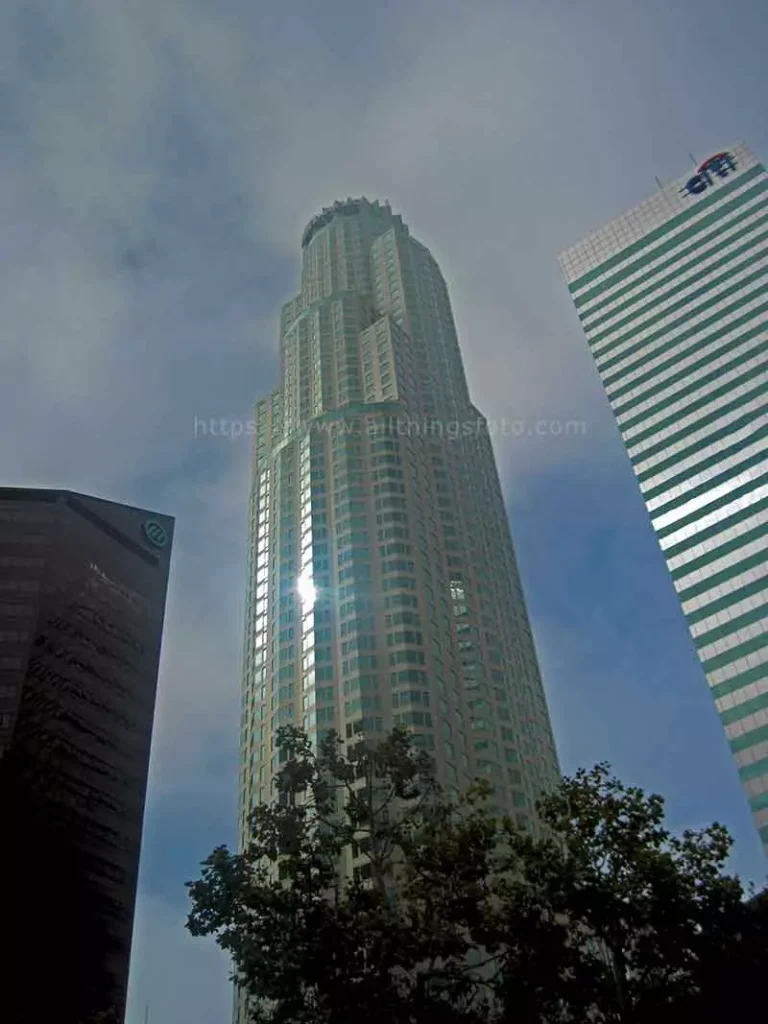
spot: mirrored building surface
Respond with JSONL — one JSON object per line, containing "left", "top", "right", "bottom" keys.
{"left": 0, "top": 488, "right": 173, "bottom": 1023}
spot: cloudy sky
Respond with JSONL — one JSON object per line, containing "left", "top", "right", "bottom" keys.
{"left": 2, "top": 0, "right": 767, "bottom": 1020}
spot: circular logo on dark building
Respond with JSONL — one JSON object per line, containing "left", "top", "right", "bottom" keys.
{"left": 142, "top": 519, "right": 169, "bottom": 549}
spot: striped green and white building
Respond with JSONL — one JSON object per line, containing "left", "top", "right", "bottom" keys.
{"left": 559, "top": 143, "right": 768, "bottom": 857}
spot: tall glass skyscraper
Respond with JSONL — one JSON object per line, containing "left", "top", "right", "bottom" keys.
{"left": 559, "top": 144, "right": 768, "bottom": 857}
{"left": 238, "top": 197, "right": 560, "bottom": 857}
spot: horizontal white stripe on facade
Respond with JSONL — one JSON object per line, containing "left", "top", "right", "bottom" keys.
{"left": 583, "top": 208, "right": 768, "bottom": 333}
{"left": 674, "top": 536, "right": 768, "bottom": 599}
{"left": 698, "top": 611, "right": 768, "bottom": 664}
{"left": 652, "top": 464, "right": 768, "bottom": 532}
{"left": 596, "top": 279, "right": 768, "bottom": 382}
{"left": 688, "top": 585, "right": 765, "bottom": 638}
{"left": 630, "top": 384, "right": 768, "bottom": 471}
{"left": 605, "top": 312, "right": 768, "bottom": 415}
{"left": 726, "top": 710, "right": 768, "bottom": 742}
{"left": 590, "top": 249, "right": 768, "bottom": 360}
{"left": 617, "top": 334, "right": 768, "bottom": 427}
{"left": 735, "top": 738, "right": 768, "bottom": 769}
{"left": 644, "top": 436, "right": 768, "bottom": 515}
{"left": 745, "top": 773, "right": 768, "bottom": 798}
{"left": 610, "top": 318, "right": 768, "bottom": 413}
{"left": 629, "top": 394, "right": 768, "bottom": 465}
{"left": 714, "top": 673, "right": 768, "bottom": 714}
{"left": 668, "top": 507, "right": 768, "bottom": 575}
{"left": 659, "top": 481, "right": 768, "bottom": 550}
{"left": 683, "top": 564, "right": 768, "bottom": 620}
{"left": 640, "top": 415, "right": 768, "bottom": 492}
{"left": 725, "top": 705, "right": 768, "bottom": 740}
{"left": 572, "top": 172, "right": 767, "bottom": 306}
{"left": 690, "top": 589, "right": 767, "bottom": 640}
{"left": 624, "top": 352, "right": 768, "bottom": 447}
{"left": 704, "top": 631, "right": 768, "bottom": 689}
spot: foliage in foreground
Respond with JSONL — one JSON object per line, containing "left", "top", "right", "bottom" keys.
{"left": 187, "top": 727, "right": 766, "bottom": 1023}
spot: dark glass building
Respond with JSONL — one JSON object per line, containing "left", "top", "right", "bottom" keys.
{"left": 0, "top": 488, "right": 173, "bottom": 1023}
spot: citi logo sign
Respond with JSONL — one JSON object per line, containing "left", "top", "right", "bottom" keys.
{"left": 681, "top": 152, "right": 737, "bottom": 197}
{"left": 142, "top": 519, "right": 169, "bottom": 550}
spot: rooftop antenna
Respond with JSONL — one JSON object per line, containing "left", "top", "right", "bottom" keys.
{"left": 688, "top": 152, "right": 698, "bottom": 167}
{"left": 654, "top": 176, "right": 664, "bottom": 190}
{"left": 144, "top": 1005, "right": 149, "bottom": 1024}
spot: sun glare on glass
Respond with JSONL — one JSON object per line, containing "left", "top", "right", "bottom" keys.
{"left": 297, "top": 569, "right": 316, "bottom": 610}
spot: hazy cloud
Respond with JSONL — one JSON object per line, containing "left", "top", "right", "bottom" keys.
{"left": 2, "top": 1, "right": 767, "bottom": 1022}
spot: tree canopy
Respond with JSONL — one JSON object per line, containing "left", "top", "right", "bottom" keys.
{"left": 187, "top": 726, "right": 766, "bottom": 1023}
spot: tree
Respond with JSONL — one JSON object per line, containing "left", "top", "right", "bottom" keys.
{"left": 187, "top": 726, "right": 500, "bottom": 1023}
{"left": 689, "top": 878, "right": 768, "bottom": 1022}
{"left": 187, "top": 733, "right": 766, "bottom": 1024}
{"left": 484, "top": 763, "right": 758, "bottom": 1023}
